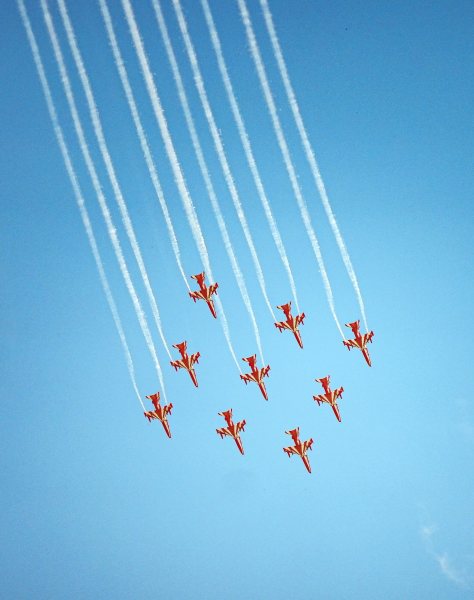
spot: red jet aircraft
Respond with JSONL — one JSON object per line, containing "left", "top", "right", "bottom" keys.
{"left": 343, "top": 320, "right": 374, "bottom": 366}
{"left": 189, "top": 272, "right": 219, "bottom": 318}
{"left": 274, "top": 302, "right": 305, "bottom": 348}
{"left": 283, "top": 428, "right": 314, "bottom": 473}
{"left": 144, "top": 392, "right": 173, "bottom": 438}
{"left": 216, "top": 409, "right": 246, "bottom": 455}
{"left": 170, "top": 341, "right": 200, "bottom": 387}
{"left": 313, "top": 376, "right": 344, "bottom": 422}
{"left": 240, "top": 355, "right": 271, "bottom": 400}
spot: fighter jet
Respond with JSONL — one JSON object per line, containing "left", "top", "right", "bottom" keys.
{"left": 170, "top": 341, "right": 200, "bottom": 387}
{"left": 274, "top": 302, "right": 305, "bottom": 348}
{"left": 144, "top": 392, "right": 173, "bottom": 438}
{"left": 343, "top": 320, "right": 374, "bottom": 366}
{"left": 189, "top": 272, "right": 219, "bottom": 318}
{"left": 313, "top": 376, "right": 344, "bottom": 422}
{"left": 283, "top": 428, "right": 314, "bottom": 473}
{"left": 240, "top": 355, "right": 271, "bottom": 400}
{"left": 216, "top": 409, "right": 246, "bottom": 455}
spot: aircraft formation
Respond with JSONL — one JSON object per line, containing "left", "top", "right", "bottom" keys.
{"left": 145, "top": 271, "right": 374, "bottom": 474}
{"left": 19, "top": 0, "right": 375, "bottom": 476}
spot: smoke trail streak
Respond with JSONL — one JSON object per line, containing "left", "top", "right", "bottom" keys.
{"left": 201, "top": 0, "right": 300, "bottom": 315}
{"left": 41, "top": 0, "right": 168, "bottom": 397}
{"left": 98, "top": 0, "right": 190, "bottom": 294}
{"left": 172, "top": 0, "right": 276, "bottom": 324}
{"left": 121, "top": 0, "right": 241, "bottom": 373}
{"left": 56, "top": 0, "right": 172, "bottom": 359}
{"left": 260, "top": 0, "right": 368, "bottom": 331}
{"left": 238, "top": 0, "right": 345, "bottom": 339}
{"left": 18, "top": 0, "right": 144, "bottom": 409}
{"left": 152, "top": 0, "right": 265, "bottom": 365}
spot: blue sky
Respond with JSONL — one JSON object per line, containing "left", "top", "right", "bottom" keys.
{"left": 2, "top": 0, "right": 473, "bottom": 598}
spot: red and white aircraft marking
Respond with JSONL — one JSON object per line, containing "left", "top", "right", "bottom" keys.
{"left": 274, "top": 302, "right": 305, "bottom": 348}
{"left": 313, "top": 375, "right": 344, "bottom": 422}
{"left": 170, "top": 341, "right": 201, "bottom": 387}
{"left": 216, "top": 409, "right": 246, "bottom": 455}
{"left": 343, "top": 320, "right": 374, "bottom": 366}
{"left": 144, "top": 392, "right": 173, "bottom": 438}
{"left": 283, "top": 428, "right": 314, "bottom": 473}
{"left": 189, "top": 272, "right": 218, "bottom": 319}
{"left": 240, "top": 354, "right": 271, "bottom": 400}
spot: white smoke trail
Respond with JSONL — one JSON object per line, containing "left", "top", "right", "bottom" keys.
{"left": 18, "top": 0, "right": 144, "bottom": 409}
{"left": 98, "top": 0, "right": 190, "bottom": 294}
{"left": 151, "top": 0, "right": 265, "bottom": 365}
{"left": 40, "top": 0, "right": 168, "bottom": 397}
{"left": 238, "top": 0, "right": 345, "bottom": 339}
{"left": 260, "top": 0, "right": 368, "bottom": 332}
{"left": 171, "top": 0, "right": 276, "bottom": 324}
{"left": 56, "top": 0, "right": 172, "bottom": 359}
{"left": 200, "top": 0, "right": 300, "bottom": 315}
{"left": 121, "top": 0, "right": 241, "bottom": 373}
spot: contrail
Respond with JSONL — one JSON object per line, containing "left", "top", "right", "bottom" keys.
{"left": 260, "top": 0, "right": 368, "bottom": 332}
{"left": 121, "top": 0, "right": 241, "bottom": 373}
{"left": 172, "top": 0, "right": 277, "bottom": 324}
{"left": 18, "top": 0, "right": 144, "bottom": 409}
{"left": 40, "top": 0, "right": 168, "bottom": 397}
{"left": 201, "top": 0, "right": 301, "bottom": 315}
{"left": 152, "top": 0, "right": 265, "bottom": 365}
{"left": 238, "top": 0, "right": 345, "bottom": 339}
{"left": 56, "top": 0, "right": 172, "bottom": 359}
{"left": 98, "top": 0, "right": 190, "bottom": 294}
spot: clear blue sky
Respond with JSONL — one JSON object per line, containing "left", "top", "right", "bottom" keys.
{"left": 2, "top": 1, "right": 473, "bottom": 598}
